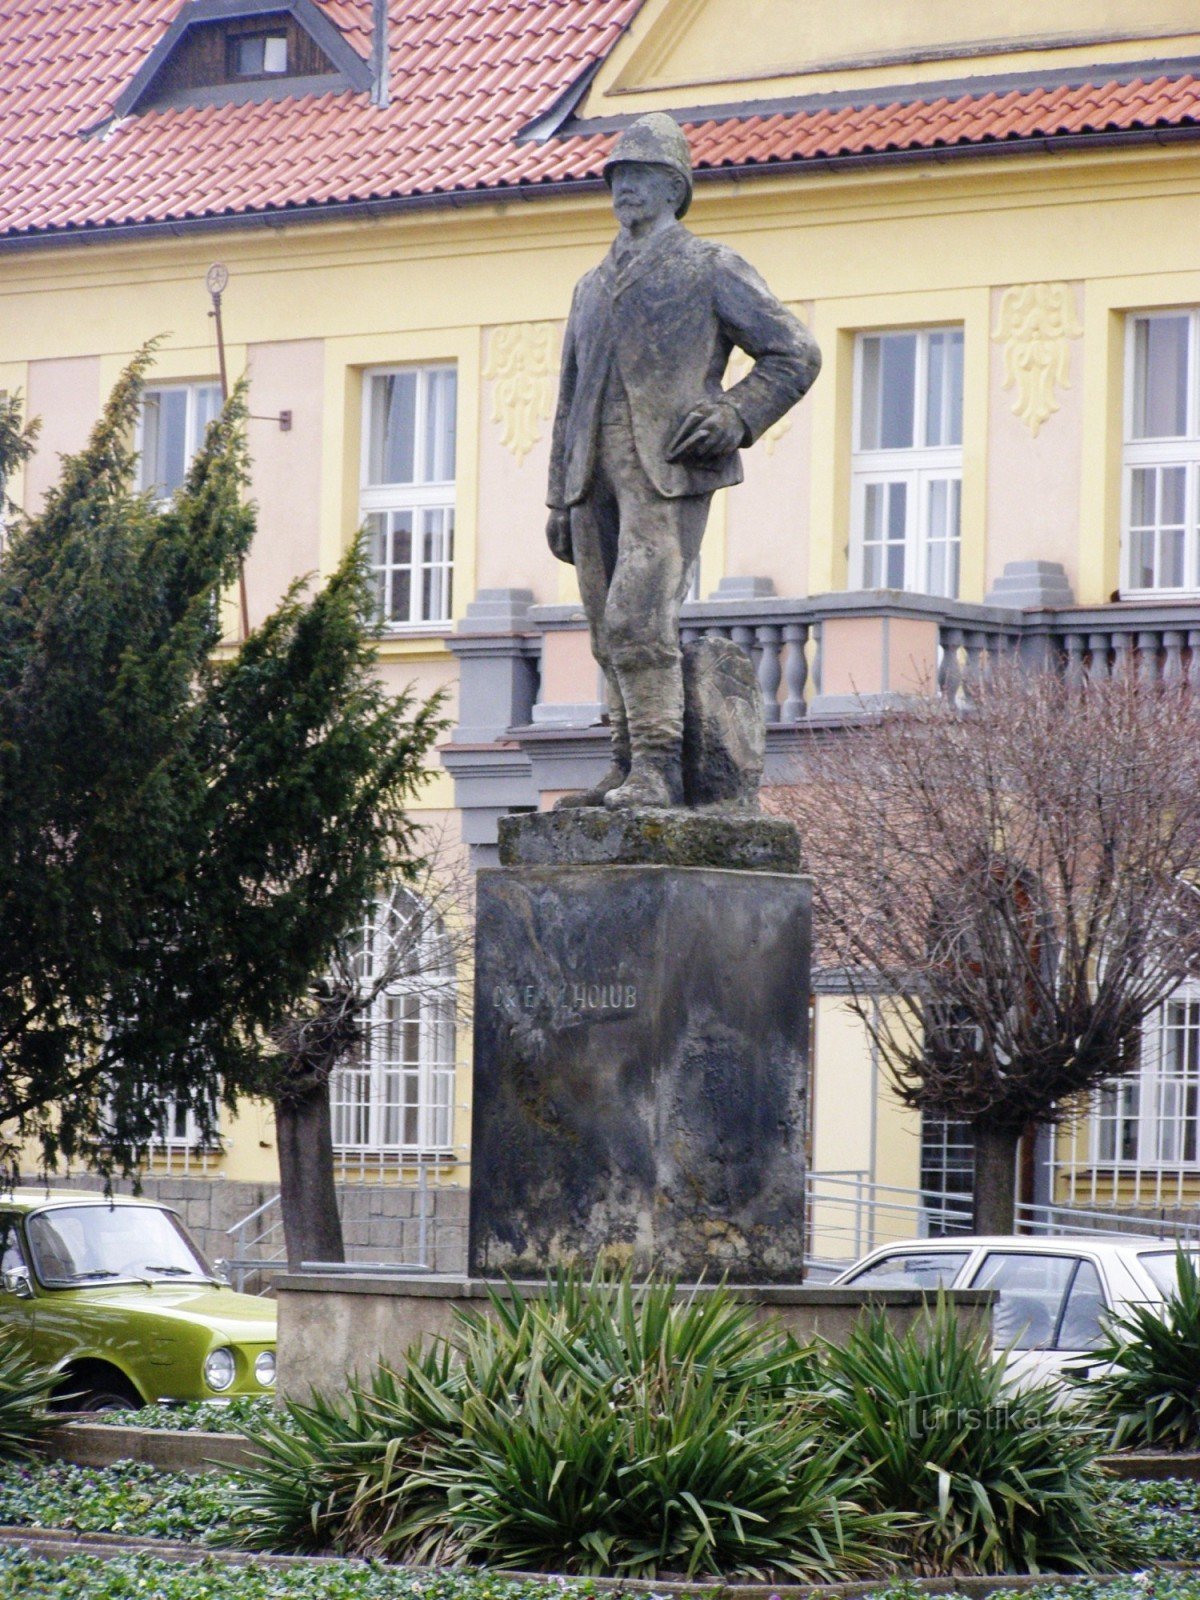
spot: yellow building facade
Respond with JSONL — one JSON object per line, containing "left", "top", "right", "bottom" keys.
{"left": 5, "top": 0, "right": 1200, "bottom": 1261}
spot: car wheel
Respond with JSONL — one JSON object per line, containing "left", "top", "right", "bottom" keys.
{"left": 74, "top": 1388, "right": 138, "bottom": 1413}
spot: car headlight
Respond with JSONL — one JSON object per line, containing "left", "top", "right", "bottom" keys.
{"left": 204, "top": 1347, "right": 236, "bottom": 1392}
{"left": 254, "top": 1350, "right": 276, "bottom": 1387}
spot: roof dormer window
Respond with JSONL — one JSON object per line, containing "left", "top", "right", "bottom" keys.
{"left": 232, "top": 33, "right": 289, "bottom": 78}
{"left": 106, "top": 0, "right": 373, "bottom": 120}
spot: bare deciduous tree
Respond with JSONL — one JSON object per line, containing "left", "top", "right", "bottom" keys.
{"left": 775, "top": 668, "right": 1200, "bottom": 1232}
{"left": 268, "top": 837, "right": 473, "bottom": 1268}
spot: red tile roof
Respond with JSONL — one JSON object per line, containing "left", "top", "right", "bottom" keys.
{"left": 1, "top": 1, "right": 1200, "bottom": 243}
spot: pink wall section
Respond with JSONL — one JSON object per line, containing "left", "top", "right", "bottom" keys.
{"left": 986, "top": 283, "right": 1085, "bottom": 599}
{"left": 24, "top": 356, "right": 102, "bottom": 512}
{"left": 477, "top": 324, "right": 563, "bottom": 604}
{"left": 819, "top": 614, "right": 939, "bottom": 699}
{"left": 723, "top": 303, "right": 814, "bottom": 597}
{"left": 244, "top": 340, "right": 325, "bottom": 627}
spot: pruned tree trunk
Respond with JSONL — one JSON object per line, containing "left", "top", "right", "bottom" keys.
{"left": 972, "top": 1123, "right": 1020, "bottom": 1233}
{"left": 275, "top": 1077, "right": 345, "bottom": 1268}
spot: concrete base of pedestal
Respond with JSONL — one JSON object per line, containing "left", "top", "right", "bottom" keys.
{"left": 468, "top": 847, "right": 811, "bottom": 1283}
{"left": 274, "top": 1273, "right": 995, "bottom": 1400}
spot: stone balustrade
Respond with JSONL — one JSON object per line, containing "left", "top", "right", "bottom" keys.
{"left": 441, "top": 577, "right": 1200, "bottom": 862}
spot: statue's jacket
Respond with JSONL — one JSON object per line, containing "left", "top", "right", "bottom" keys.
{"left": 548, "top": 221, "right": 820, "bottom": 508}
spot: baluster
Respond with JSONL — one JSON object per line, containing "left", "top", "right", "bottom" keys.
{"left": 810, "top": 621, "right": 824, "bottom": 701}
{"left": 1138, "top": 630, "right": 1161, "bottom": 685}
{"left": 730, "top": 623, "right": 755, "bottom": 661}
{"left": 705, "top": 625, "right": 728, "bottom": 643}
{"left": 1112, "top": 631, "right": 1134, "bottom": 680}
{"left": 781, "top": 622, "right": 809, "bottom": 721}
{"left": 939, "top": 628, "right": 964, "bottom": 703}
{"left": 963, "top": 631, "right": 989, "bottom": 697}
{"left": 1063, "top": 633, "right": 1086, "bottom": 687}
{"left": 680, "top": 625, "right": 700, "bottom": 646}
{"left": 755, "top": 624, "right": 783, "bottom": 723}
{"left": 1188, "top": 630, "right": 1200, "bottom": 690}
{"left": 1163, "top": 630, "right": 1185, "bottom": 686}
{"left": 1086, "top": 632, "right": 1111, "bottom": 682}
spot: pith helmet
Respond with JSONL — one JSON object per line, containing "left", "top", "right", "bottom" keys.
{"left": 603, "top": 113, "right": 693, "bottom": 217}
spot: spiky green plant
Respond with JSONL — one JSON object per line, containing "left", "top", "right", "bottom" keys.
{"left": 228, "top": 1267, "right": 898, "bottom": 1580}
{"left": 1075, "top": 1249, "right": 1200, "bottom": 1451}
{"left": 815, "top": 1296, "right": 1107, "bottom": 1575}
{"left": 0, "top": 1347, "right": 56, "bottom": 1462}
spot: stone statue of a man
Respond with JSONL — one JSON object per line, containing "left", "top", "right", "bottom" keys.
{"left": 546, "top": 112, "right": 820, "bottom": 810}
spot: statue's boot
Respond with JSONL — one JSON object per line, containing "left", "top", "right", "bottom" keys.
{"left": 604, "top": 665, "right": 684, "bottom": 810}
{"left": 554, "top": 676, "right": 630, "bottom": 808}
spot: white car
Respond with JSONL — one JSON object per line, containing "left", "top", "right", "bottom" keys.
{"left": 831, "top": 1234, "right": 1198, "bottom": 1386}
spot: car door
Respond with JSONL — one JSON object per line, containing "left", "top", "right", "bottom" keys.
{"left": 0, "top": 1213, "right": 38, "bottom": 1361}
{"left": 968, "top": 1249, "right": 1109, "bottom": 1388}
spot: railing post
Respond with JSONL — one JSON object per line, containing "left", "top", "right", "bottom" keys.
{"left": 1112, "top": 630, "right": 1134, "bottom": 679}
{"left": 417, "top": 1159, "right": 429, "bottom": 1268}
{"left": 939, "top": 627, "right": 964, "bottom": 702}
{"left": 755, "top": 623, "right": 783, "bottom": 723}
{"left": 781, "top": 622, "right": 809, "bottom": 721}
{"left": 1137, "top": 629, "right": 1161, "bottom": 684}
{"left": 1164, "top": 630, "right": 1185, "bottom": 686}
{"left": 1085, "top": 632, "right": 1109, "bottom": 682}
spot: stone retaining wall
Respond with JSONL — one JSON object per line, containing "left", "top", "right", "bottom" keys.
{"left": 17, "top": 1173, "right": 470, "bottom": 1276}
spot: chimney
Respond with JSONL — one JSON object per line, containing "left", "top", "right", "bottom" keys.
{"left": 371, "top": 0, "right": 390, "bottom": 108}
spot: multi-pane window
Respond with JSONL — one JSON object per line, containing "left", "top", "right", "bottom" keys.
{"left": 1092, "top": 984, "right": 1200, "bottom": 1168}
{"left": 852, "top": 327, "right": 963, "bottom": 598}
{"left": 155, "top": 1096, "right": 203, "bottom": 1150}
{"left": 138, "top": 382, "right": 222, "bottom": 500}
{"left": 919, "top": 1112, "right": 974, "bottom": 1234}
{"left": 329, "top": 887, "right": 456, "bottom": 1157}
{"left": 362, "top": 367, "right": 457, "bottom": 629}
{"left": 1123, "top": 311, "right": 1200, "bottom": 594}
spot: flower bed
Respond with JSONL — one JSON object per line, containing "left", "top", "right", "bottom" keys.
{"left": 3, "top": 1549, "right": 1200, "bottom": 1600}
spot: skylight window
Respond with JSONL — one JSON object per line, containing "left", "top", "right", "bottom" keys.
{"left": 231, "top": 33, "right": 289, "bottom": 77}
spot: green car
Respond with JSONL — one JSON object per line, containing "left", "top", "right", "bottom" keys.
{"left": 0, "top": 1189, "right": 276, "bottom": 1410}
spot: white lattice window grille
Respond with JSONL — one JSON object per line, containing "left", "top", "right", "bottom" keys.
{"left": 1090, "top": 984, "right": 1200, "bottom": 1170}
{"left": 329, "top": 887, "right": 457, "bottom": 1157}
{"left": 1123, "top": 311, "right": 1200, "bottom": 595}
{"left": 361, "top": 367, "right": 457, "bottom": 630}
{"left": 851, "top": 327, "right": 963, "bottom": 598}
{"left": 919, "top": 1112, "right": 974, "bottom": 1234}
{"left": 137, "top": 382, "right": 223, "bottom": 501}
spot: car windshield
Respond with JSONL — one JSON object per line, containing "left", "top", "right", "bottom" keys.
{"left": 26, "top": 1205, "right": 212, "bottom": 1286}
{"left": 844, "top": 1251, "right": 970, "bottom": 1290}
{"left": 1138, "top": 1249, "right": 1200, "bottom": 1297}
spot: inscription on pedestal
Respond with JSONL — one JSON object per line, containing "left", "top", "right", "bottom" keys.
{"left": 469, "top": 864, "right": 811, "bottom": 1284}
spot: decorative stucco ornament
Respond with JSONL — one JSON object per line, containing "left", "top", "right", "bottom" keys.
{"left": 993, "top": 282, "right": 1083, "bottom": 437}
{"left": 483, "top": 321, "right": 557, "bottom": 464}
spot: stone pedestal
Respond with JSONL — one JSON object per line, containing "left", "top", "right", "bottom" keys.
{"left": 468, "top": 809, "right": 810, "bottom": 1282}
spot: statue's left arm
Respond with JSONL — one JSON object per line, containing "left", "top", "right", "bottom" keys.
{"left": 711, "top": 246, "right": 821, "bottom": 445}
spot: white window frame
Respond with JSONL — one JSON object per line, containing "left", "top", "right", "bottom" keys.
{"left": 136, "top": 380, "right": 223, "bottom": 502}
{"left": 153, "top": 1096, "right": 205, "bottom": 1151}
{"left": 1091, "top": 981, "right": 1200, "bottom": 1171}
{"left": 1122, "top": 310, "right": 1200, "bottom": 597}
{"left": 329, "top": 887, "right": 457, "bottom": 1159}
{"left": 360, "top": 366, "right": 457, "bottom": 633}
{"left": 851, "top": 327, "right": 963, "bottom": 598}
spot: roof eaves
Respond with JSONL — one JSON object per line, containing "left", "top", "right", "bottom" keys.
{"left": 7, "top": 115, "right": 1200, "bottom": 256}
{"left": 553, "top": 52, "right": 1200, "bottom": 139}
{"left": 92, "top": 0, "right": 371, "bottom": 133}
